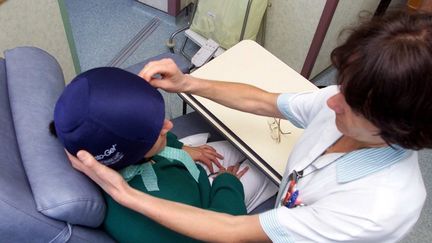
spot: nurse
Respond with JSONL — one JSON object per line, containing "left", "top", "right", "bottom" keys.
{"left": 69, "top": 10, "right": 431, "bottom": 242}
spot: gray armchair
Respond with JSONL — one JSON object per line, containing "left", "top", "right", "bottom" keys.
{"left": 0, "top": 47, "right": 114, "bottom": 242}
{"left": 0, "top": 46, "right": 196, "bottom": 242}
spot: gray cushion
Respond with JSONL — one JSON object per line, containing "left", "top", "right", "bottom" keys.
{"left": 1, "top": 57, "right": 71, "bottom": 241}
{"left": 1, "top": 57, "right": 43, "bottom": 238}
{"left": 4, "top": 47, "right": 105, "bottom": 227}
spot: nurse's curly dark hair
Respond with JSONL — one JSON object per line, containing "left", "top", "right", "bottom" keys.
{"left": 331, "top": 10, "right": 432, "bottom": 150}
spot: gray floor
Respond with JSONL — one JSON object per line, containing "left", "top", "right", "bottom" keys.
{"left": 64, "top": 0, "right": 193, "bottom": 71}
{"left": 65, "top": 1, "right": 431, "bottom": 242}
{"left": 64, "top": 0, "right": 197, "bottom": 119}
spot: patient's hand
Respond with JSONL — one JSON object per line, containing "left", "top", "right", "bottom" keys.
{"left": 183, "top": 145, "right": 224, "bottom": 173}
{"left": 217, "top": 163, "right": 249, "bottom": 179}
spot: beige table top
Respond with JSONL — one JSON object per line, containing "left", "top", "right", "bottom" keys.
{"left": 180, "top": 40, "right": 318, "bottom": 184}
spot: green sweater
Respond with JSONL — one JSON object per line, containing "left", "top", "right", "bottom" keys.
{"left": 104, "top": 132, "right": 246, "bottom": 243}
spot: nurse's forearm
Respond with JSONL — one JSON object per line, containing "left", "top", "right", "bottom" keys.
{"left": 122, "top": 187, "right": 270, "bottom": 243}
{"left": 183, "top": 74, "right": 282, "bottom": 118}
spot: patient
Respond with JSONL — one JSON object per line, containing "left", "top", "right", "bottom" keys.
{"left": 49, "top": 67, "right": 249, "bottom": 242}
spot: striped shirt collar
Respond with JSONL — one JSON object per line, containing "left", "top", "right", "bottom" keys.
{"left": 277, "top": 89, "right": 411, "bottom": 184}
{"left": 335, "top": 145, "right": 410, "bottom": 183}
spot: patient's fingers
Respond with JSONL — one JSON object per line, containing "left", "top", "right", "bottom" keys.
{"left": 200, "top": 147, "right": 224, "bottom": 171}
{"left": 200, "top": 157, "right": 219, "bottom": 174}
{"left": 224, "top": 164, "right": 249, "bottom": 179}
{"left": 202, "top": 148, "right": 224, "bottom": 162}
{"left": 210, "top": 158, "right": 224, "bottom": 170}
{"left": 227, "top": 164, "right": 240, "bottom": 174}
{"left": 201, "top": 145, "right": 224, "bottom": 159}
{"left": 183, "top": 145, "right": 225, "bottom": 173}
{"left": 236, "top": 166, "right": 249, "bottom": 179}
{"left": 198, "top": 145, "right": 224, "bottom": 170}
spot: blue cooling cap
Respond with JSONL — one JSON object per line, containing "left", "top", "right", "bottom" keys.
{"left": 54, "top": 67, "right": 165, "bottom": 170}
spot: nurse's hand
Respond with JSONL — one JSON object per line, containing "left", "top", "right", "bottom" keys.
{"left": 67, "top": 150, "right": 131, "bottom": 205}
{"left": 138, "top": 58, "right": 190, "bottom": 93}
{"left": 183, "top": 145, "right": 225, "bottom": 173}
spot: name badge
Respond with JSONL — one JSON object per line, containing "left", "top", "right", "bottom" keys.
{"left": 281, "top": 170, "right": 303, "bottom": 208}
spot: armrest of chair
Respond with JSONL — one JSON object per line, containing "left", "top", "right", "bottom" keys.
{"left": 4, "top": 47, "right": 106, "bottom": 227}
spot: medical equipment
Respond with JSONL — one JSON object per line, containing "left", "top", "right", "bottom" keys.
{"left": 168, "top": 0, "right": 268, "bottom": 63}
